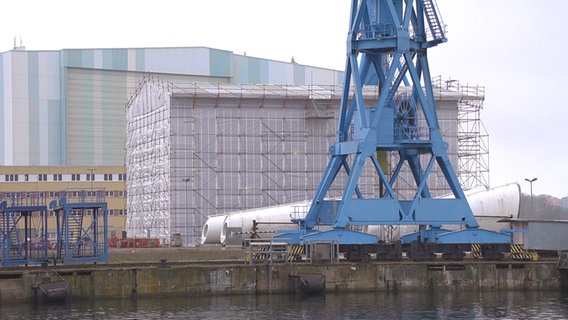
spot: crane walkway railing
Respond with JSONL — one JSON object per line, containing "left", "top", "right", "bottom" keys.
{"left": 244, "top": 239, "right": 291, "bottom": 264}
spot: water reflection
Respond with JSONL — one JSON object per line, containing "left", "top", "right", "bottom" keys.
{"left": 1, "top": 290, "right": 567, "bottom": 319}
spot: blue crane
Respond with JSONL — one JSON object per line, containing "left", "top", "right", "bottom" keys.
{"left": 276, "top": 0, "right": 511, "bottom": 260}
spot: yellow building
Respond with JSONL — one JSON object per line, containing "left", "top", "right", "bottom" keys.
{"left": 0, "top": 166, "right": 126, "bottom": 240}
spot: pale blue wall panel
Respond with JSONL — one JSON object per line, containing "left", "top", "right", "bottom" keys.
{"left": 144, "top": 48, "right": 210, "bottom": 75}
{"left": 47, "top": 99, "right": 61, "bottom": 165}
{"left": 209, "top": 49, "right": 231, "bottom": 77}
{"left": 103, "top": 49, "right": 128, "bottom": 70}
{"left": 249, "top": 58, "right": 261, "bottom": 83}
{"left": 231, "top": 55, "right": 249, "bottom": 84}
{"left": 293, "top": 64, "right": 306, "bottom": 85}
{"left": 58, "top": 51, "right": 68, "bottom": 164}
{"left": 45, "top": 52, "right": 61, "bottom": 100}
{"left": 267, "top": 61, "right": 293, "bottom": 84}
{"left": 63, "top": 49, "right": 95, "bottom": 68}
{"left": 0, "top": 54, "right": 4, "bottom": 164}
{"left": 136, "top": 48, "right": 145, "bottom": 71}
{"left": 38, "top": 52, "right": 61, "bottom": 165}
{"left": 11, "top": 51, "right": 30, "bottom": 164}
{"left": 305, "top": 67, "right": 341, "bottom": 85}
{"left": 247, "top": 57, "right": 270, "bottom": 84}
{"left": 27, "top": 51, "right": 40, "bottom": 164}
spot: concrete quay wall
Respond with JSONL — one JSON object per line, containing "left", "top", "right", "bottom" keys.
{"left": 0, "top": 261, "right": 562, "bottom": 303}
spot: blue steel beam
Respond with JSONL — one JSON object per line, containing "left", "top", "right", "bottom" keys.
{"left": 301, "top": 0, "right": 481, "bottom": 235}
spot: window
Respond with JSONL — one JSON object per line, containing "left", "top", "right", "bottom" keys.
{"left": 118, "top": 173, "right": 127, "bottom": 181}
{"left": 38, "top": 174, "right": 47, "bottom": 181}
{"left": 104, "top": 174, "right": 113, "bottom": 181}
{"left": 72, "top": 174, "right": 81, "bottom": 181}
{"left": 53, "top": 174, "right": 62, "bottom": 181}
{"left": 24, "top": 174, "right": 29, "bottom": 182}
{"left": 5, "top": 174, "right": 18, "bottom": 182}
{"left": 87, "top": 173, "right": 95, "bottom": 181}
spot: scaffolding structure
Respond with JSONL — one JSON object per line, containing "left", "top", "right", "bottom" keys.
{"left": 433, "top": 76, "right": 489, "bottom": 190}
{"left": 125, "top": 78, "right": 484, "bottom": 246}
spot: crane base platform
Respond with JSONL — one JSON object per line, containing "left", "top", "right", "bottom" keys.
{"left": 274, "top": 229, "right": 378, "bottom": 246}
{"left": 401, "top": 227, "right": 511, "bottom": 245}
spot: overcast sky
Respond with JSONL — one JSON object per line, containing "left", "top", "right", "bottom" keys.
{"left": 1, "top": 0, "right": 566, "bottom": 198}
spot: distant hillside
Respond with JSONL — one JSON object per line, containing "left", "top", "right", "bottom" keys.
{"left": 519, "top": 194, "right": 568, "bottom": 220}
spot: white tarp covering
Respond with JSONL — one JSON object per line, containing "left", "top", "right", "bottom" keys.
{"left": 122, "top": 80, "right": 482, "bottom": 247}
{"left": 125, "top": 78, "right": 171, "bottom": 244}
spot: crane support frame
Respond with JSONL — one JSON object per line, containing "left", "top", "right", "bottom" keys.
{"left": 276, "top": 0, "right": 511, "bottom": 247}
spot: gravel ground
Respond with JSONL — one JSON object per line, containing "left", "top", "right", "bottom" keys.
{"left": 108, "top": 246, "right": 244, "bottom": 264}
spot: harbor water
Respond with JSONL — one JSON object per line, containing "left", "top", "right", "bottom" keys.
{"left": 1, "top": 290, "right": 567, "bottom": 319}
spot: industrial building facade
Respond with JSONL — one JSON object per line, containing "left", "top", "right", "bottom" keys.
{"left": 1, "top": 46, "right": 488, "bottom": 246}
{"left": 0, "top": 46, "right": 343, "bottom": 166}
{"left": 0, "top": 46, "right": 344, "bottom": 239}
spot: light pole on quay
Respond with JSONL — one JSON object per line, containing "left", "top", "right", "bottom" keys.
{"left": 524, "top": 177, "right": 537, "bottom": 215}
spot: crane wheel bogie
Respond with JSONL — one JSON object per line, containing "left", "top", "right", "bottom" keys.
{"left": 339, "top": 242, "right": 512, "bottom": 262}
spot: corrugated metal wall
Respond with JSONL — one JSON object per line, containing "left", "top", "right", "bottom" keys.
{"left": 526, "top": 221, "right": 568, "bottom": 251}
{"left": 66, "top": 68, "right": 132, "bottom": 165}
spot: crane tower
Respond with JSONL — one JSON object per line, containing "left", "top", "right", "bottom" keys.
{"left": 277, "top": 0, "right": 510, "bottom": 252}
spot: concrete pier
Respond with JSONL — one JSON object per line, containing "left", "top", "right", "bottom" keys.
{"left": 0, "top": 260, "right": 562, "bottom": 304}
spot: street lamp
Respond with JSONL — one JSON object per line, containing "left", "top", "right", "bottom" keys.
{"left": 524, "top": 177, "right": 537, "bottom": 215}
